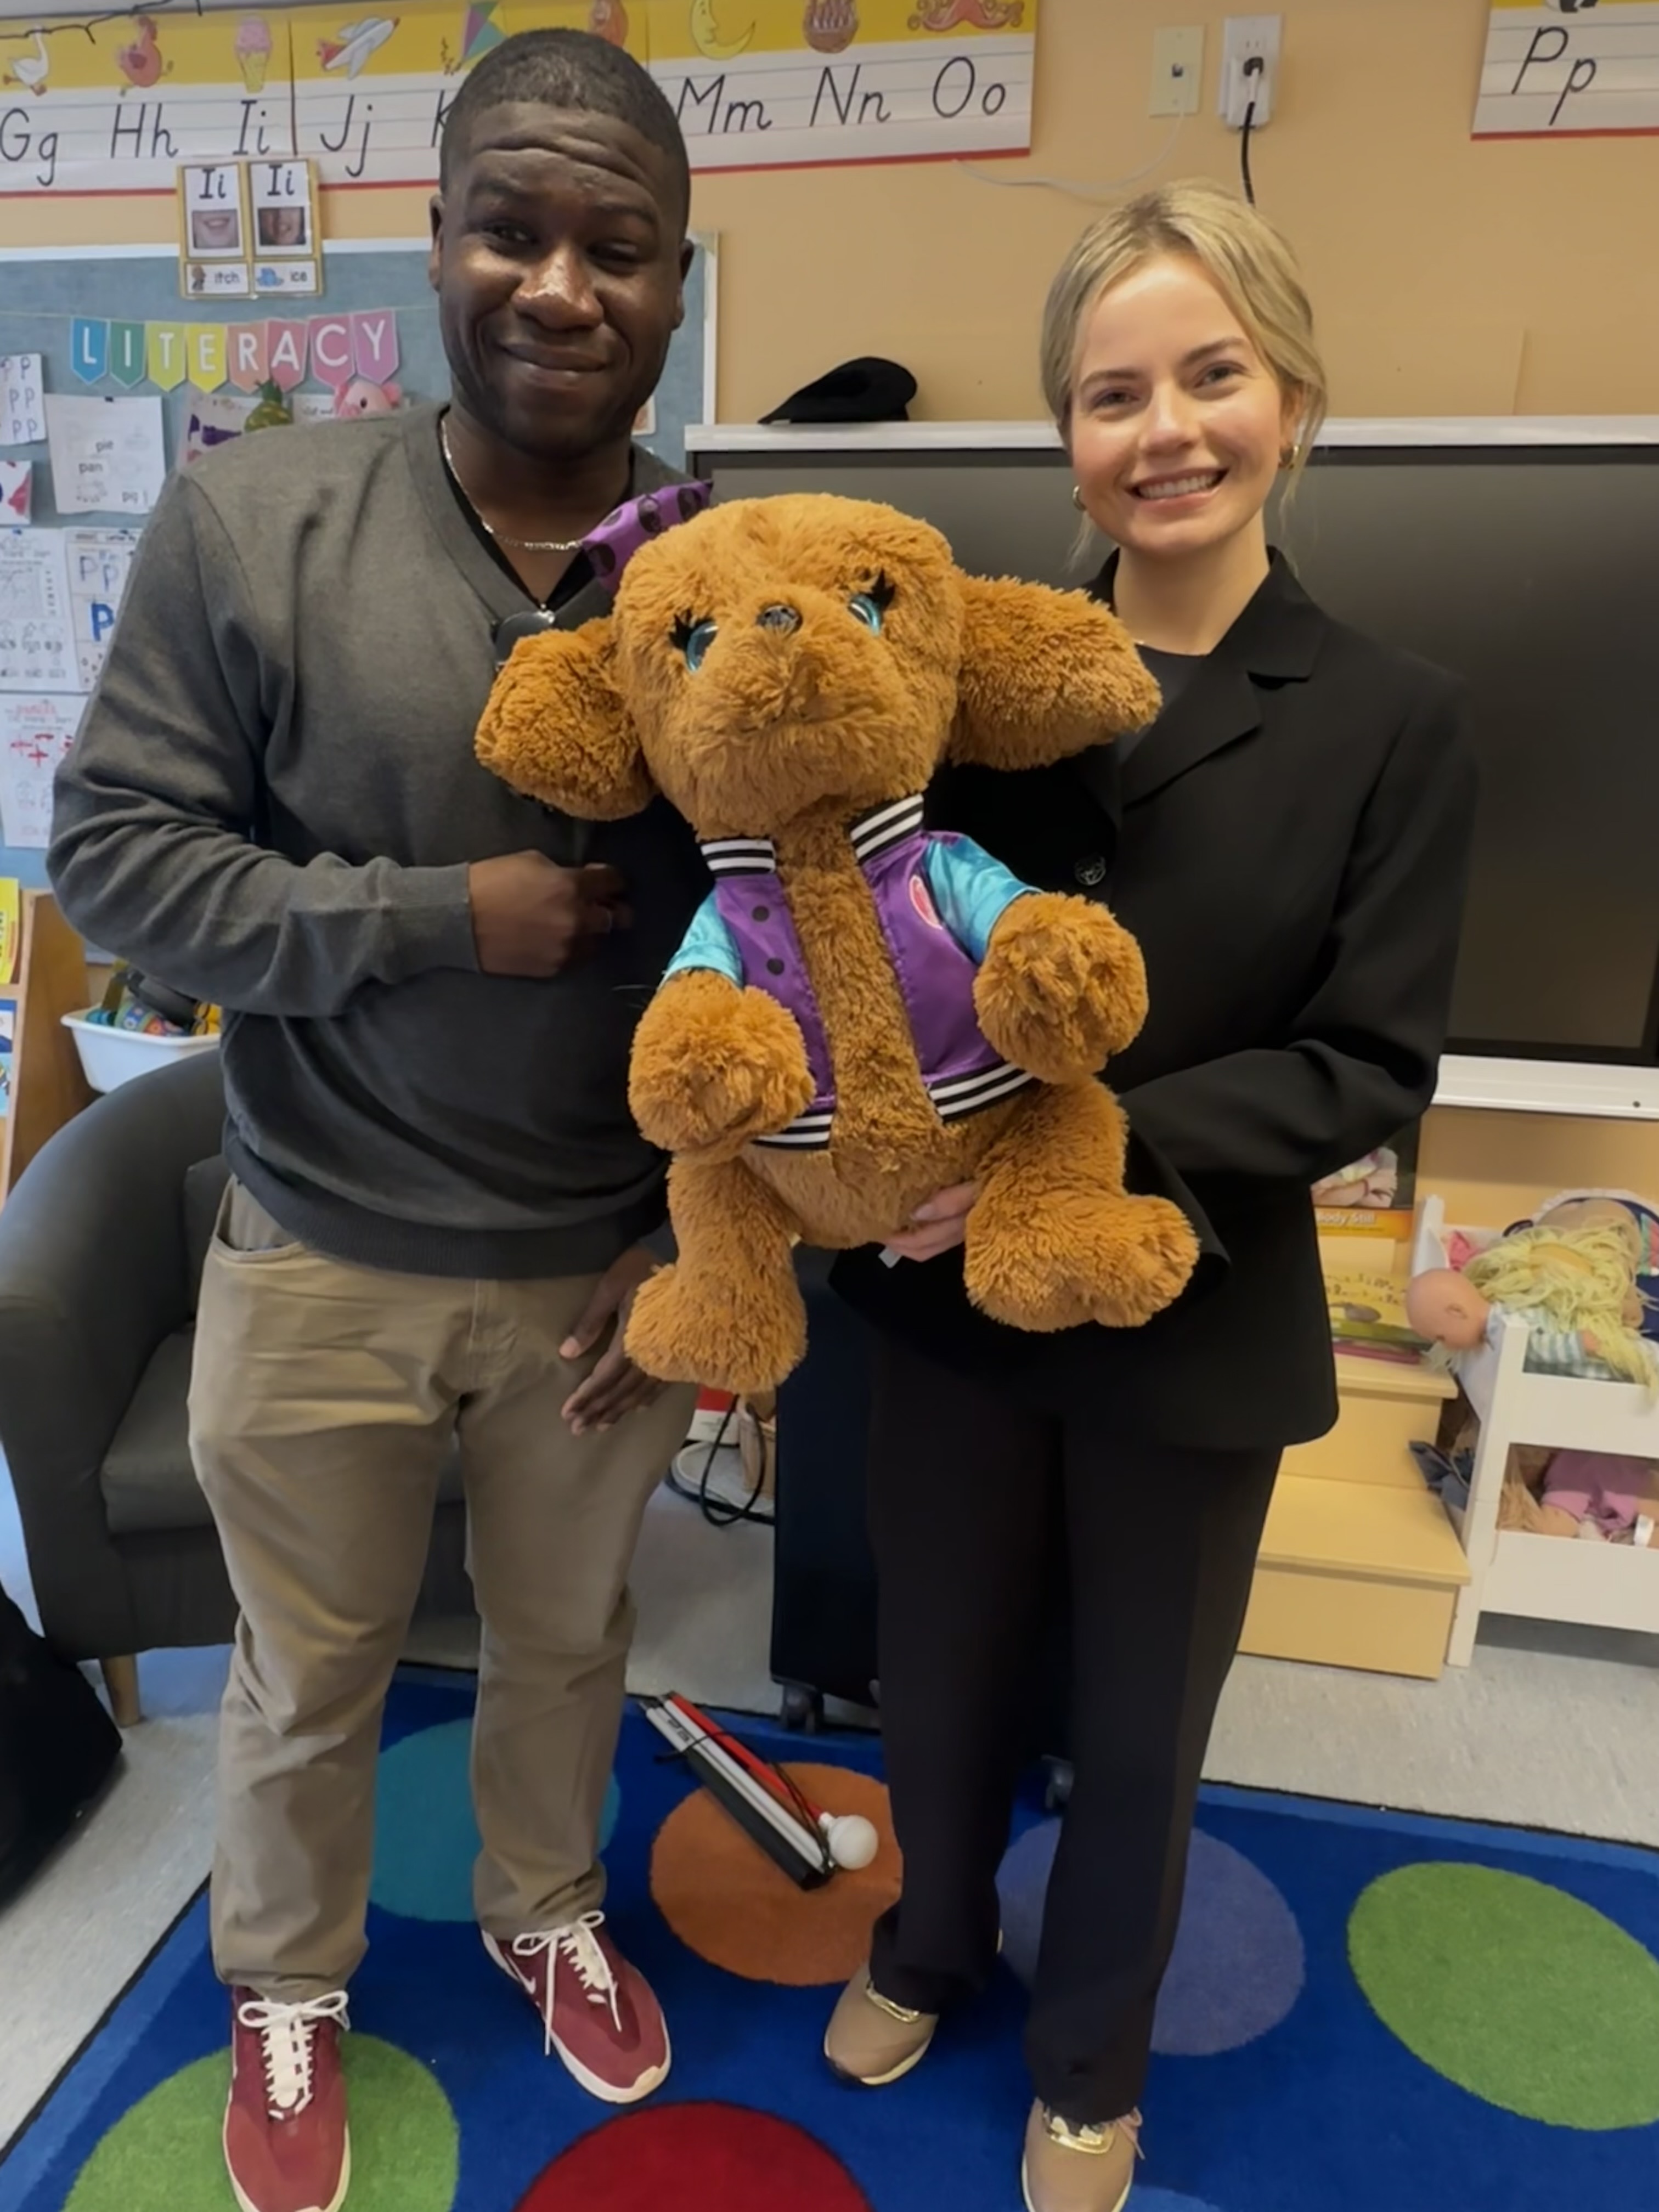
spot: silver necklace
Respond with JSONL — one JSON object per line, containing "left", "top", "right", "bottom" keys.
{"left": 440, "top": 417, "right": 587, "bottom": 554}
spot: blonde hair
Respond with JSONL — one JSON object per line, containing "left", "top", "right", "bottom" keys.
{"left": 1040, "top": 178, "right": 1328, "bottom": 478}
{"left": 1466, "top": 1223, "right": 1658, "bottom": 1390}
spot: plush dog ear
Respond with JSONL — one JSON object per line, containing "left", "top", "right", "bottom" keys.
{"left": 949, "top": 574, "right": 1163, "bottom": 770}
{"left": 475, "top": 621, "right": 654, "bottom": 820}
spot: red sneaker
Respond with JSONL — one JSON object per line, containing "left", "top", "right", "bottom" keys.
{"left": 223, "top": 1990, "right": 351, "bottom": 2212}
{"left": 484, "top": 1911, "right": 671, "bottom": 2103}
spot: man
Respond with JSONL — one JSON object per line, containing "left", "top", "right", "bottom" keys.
{"left": 49, "top": 31, "right": 708, "bottom": 2212}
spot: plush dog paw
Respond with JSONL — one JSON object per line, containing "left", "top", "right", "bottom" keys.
{"left": 974, "top": 894, "right": 1149, "bottom": 1081}
{"left": 967, "top": 1193, "right": 1198, "bottom": 1334}
{"left": 626, "top": 1260, "right": 808, "bottom": 1395}
{"left": 629, "top": 971, "right": 815, "bottom": 1159}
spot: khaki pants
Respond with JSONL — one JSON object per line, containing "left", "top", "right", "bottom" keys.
{"left": 189, "top": 1181, "right": 693, "bottom": 2003}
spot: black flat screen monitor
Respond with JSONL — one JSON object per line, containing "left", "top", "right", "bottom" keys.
{"left": 696, "top": 435, "right": 1658, "bottom": 1064}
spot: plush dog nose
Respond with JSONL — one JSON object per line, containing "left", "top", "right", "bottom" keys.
{"left": 756, "top": 603, "right": 802, "bottom": 634}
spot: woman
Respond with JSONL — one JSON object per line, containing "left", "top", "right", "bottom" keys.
{"left": 822, "top": 179, "right": 1478, "bottom": 2212}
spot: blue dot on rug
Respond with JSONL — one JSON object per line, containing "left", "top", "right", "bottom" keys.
{"left": 997, "top": 1822, "right": 1304, "bottom": 2056}
{"left": 370, "top": 1717, "right": 620, "bottom": 1922}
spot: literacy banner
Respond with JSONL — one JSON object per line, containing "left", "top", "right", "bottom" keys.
{"left": 27, "top": 311, "right": 404, "bottom": 400}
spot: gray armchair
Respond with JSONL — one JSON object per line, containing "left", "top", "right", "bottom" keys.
{"left": 0, "top": 1053, "right": 471, "bottom": 1722}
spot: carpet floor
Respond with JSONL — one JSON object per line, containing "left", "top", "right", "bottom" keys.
{"left": 2, "top": 1667, "right": 1656, "bottom": 2212}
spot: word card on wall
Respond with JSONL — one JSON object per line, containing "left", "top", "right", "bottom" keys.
{"left": 1475, "top": 0, "right": 1659, "bottom": 138}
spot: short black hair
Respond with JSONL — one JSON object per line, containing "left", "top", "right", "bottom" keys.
{"left": 439, "top": 27, "right": 691, "bottom": 223}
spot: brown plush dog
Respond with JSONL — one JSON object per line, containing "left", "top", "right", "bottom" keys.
{"left": 477, "top": 494, "right": 1199, "bottom": 1393}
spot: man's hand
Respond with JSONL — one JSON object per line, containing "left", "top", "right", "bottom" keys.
{"left": 560, "top": 1245, "right": 664, "bottom": 1435}
{"left": 881, "top": 1182, "right": 979, "bottom": 1264}
{"left": 469, "top": 853, "right": 632, "bottom": 978}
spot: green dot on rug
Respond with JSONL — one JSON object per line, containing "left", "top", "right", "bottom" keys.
{"left": 65, "top": 2034, "right": 459, "bottom": 2211}
{"left": 1348, "top": 1861, "right": 1659, "bottom": 2130}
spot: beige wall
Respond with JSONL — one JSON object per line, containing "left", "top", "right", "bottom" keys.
{"left": 1420, "top": 1109, "right": 1659, "bottom": 1238}
{"left": 4, "top": 0, "right": 1656, "bottom": 421}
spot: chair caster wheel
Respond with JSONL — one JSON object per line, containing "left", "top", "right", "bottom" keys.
{"left": 780, "top": 1685, "right": 825, "bottom": 1734}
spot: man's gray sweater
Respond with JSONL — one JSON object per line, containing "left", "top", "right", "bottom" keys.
{"left": 49, "top": 403, "right": 709, "bottom": 1278}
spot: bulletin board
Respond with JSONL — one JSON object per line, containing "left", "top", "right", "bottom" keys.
{"left": 0, "top": 232, "right": 716, "bottom": 889}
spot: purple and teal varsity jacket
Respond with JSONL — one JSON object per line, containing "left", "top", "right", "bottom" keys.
{"left": 664, "top": 794, "right": 1039, "bottom": 1150}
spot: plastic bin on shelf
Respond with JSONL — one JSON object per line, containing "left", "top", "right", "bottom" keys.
{"left": 60, "top": 1012, "right": 219, "bottom": 1094}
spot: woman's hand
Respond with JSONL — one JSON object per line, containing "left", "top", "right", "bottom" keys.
{"left": 881, "top": 1182, "right": 979, "bottom": 1264}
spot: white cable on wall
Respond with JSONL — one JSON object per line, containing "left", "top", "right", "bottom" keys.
{"left": 956, "top": 115, "right": 1186, "bottom": 204}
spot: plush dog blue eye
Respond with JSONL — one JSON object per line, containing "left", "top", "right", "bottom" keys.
{"left": 849, "top": 592, "right": 884, "bottom": 634}
{"left": 684, "top": 618, "right": 717, "bottom": 671}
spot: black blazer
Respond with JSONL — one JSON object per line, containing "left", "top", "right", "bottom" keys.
{"left": 833, "top": 551, "right": 1479, "bottom": 1451}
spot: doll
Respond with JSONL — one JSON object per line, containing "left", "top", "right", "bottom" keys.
{"left": 1406, "top": 1212, "right": 1658, "bottom": 1389}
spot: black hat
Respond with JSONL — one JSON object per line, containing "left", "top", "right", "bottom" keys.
{"left": 760, "top": 356, "right": 917, "bottom": 425}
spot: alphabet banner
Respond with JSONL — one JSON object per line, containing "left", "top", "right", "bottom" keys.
{"left": 0, "top": 0, "right": 1039, "bottom": 198}
{"left": 1474, "top": 0, "right": 1659, "bottom": 138}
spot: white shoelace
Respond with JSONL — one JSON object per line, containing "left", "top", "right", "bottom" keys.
{"left": 235, "top": 1992, "right": 349, "bottom": 2118}
{"left": 512, "top": 1911, "right": 622, "bottom": 2055}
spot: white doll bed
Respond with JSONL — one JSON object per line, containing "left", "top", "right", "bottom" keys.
{"left": 1412, "top": 1194, "right": 1659, "bottom": 1663}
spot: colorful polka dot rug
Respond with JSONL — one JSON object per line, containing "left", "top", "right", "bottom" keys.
{"left": 3, "top": 1665, "right": 1657, "bottom": 2212}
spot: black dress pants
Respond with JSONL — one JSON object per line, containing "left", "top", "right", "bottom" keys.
{"left": 865, "top": 1330, "right": 1280, "bottom": 2125}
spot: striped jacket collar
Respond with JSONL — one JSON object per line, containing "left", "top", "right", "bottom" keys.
{"left": 701, "top": 793, "right": 926, "bottom": 879}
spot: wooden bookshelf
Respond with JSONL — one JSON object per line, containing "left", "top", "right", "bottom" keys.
{"left": 1234, "top": 1232, "right": 1472, "bottom": 1679}
{"left": 0, "top": 889, "right": 94, "bottom": 1205}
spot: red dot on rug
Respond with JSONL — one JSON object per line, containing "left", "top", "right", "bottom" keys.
{"left": 515, "top": 2102, "right": 872, "bottom": 2212}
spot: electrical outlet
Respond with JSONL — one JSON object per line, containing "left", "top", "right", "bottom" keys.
{"left": 1220, "top": 14, "right": 1282, "bottom": 130}
{"left": 1150, "top": 26, "right": 1203, "bottom": 119}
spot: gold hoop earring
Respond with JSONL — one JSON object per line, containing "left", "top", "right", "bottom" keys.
{"left": 1071, "top": 484, "right": 1086, "bottom": 511}
{"left": 1279, "top": 440, "right": 1303, "bottom": 471}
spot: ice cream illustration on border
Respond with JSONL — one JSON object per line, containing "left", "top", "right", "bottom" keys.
{"left": 235, "top": 15, "right": 273, "bottom": 93}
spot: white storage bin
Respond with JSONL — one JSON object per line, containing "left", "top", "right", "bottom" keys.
{"left": 61, "top": 1012, "right": 219, "bottom": 1094}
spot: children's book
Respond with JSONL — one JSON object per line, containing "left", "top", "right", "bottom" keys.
{"left": 1325, "top": 1266, "right": 1431, "bottom": 1366}
{"left": 0, "top": 878, "right": 19, "bottom": 990}
{"left": 1312, "top": 1119, "right": 1421, "bottom": 1243}
{"left": 0, "top": 996, "right": 15, "bottom": 1119}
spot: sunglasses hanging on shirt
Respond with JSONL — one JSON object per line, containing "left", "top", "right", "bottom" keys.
{"left": 491, "top": 608, "right": 565, "bottom": 670}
